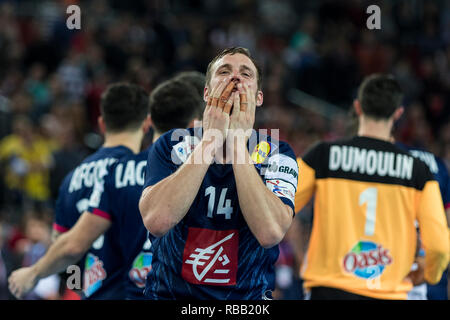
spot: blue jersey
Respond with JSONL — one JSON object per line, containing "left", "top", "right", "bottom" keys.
{"left": 87, "top": 147, "right": 153, "bottom": 300}
{"left": 143, "top": 128, "right": 298, "bottom": 300}
{"left": 396, "top": 143, "right": 450, "bottom": 208}
{"left": 396, "top": 142, "right": 450, "bottom": 300}
{"left": 53, "top": 146, "right": 134, "bottom": 299}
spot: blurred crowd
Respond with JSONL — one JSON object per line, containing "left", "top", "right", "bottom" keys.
{"left": 0, "top": 0, "right": 449, "bottom": 299}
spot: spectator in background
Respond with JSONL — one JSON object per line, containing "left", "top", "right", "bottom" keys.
{"left": 0, "top": 115, "right": 56, "bottom": 210}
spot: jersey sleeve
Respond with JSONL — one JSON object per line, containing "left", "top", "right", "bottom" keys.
{"left": 53, "top": 192, "right": 70, "bottom": 233}
{"left": 87, "top": 167, "right": 114, "bottom": 222}
{"left": 294, "top": 142, "right": 322, "bottom": 213}
{"left": 263, "top": 141, "right": 299, "bottom": 213}
{"left": 416, "top": 172, "right": 450, "bottom": 284}
{"left": 143, "top": 131, "right": 178, "bottom": 189}
{"left": 53, "top": 175, "right": 74, "bottom": 233}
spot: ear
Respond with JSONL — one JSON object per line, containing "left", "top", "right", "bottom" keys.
{"left": 393, "top": 107, "right": 404, "bottom": 121}
{"left": 203, "top": 86, "right": 209, "bottom": 103}
{"left": 353, "top": 99, "right": 363, "bottom": 116}
{"left": 98, "top": 116, "right": 107, "bottom": 135}
{"left": 256, "top": 90, "right": 263, "bottom": 107}
{"left": 142, "top": 115, "right": 152, "bottom": 133}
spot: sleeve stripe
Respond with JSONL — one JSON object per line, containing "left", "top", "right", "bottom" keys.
{"left": 52, "top": 223, "right": 69, "bottom": 233}
{"left": 91, "top": 208, "right": 112, "bottom": 220}
{"left": 445, "top": 202, "right": 450, "bottom": 210}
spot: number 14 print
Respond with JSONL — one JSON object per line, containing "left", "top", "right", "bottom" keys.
{"left": 205, "top": 186, "right": 233, "bottom": 219}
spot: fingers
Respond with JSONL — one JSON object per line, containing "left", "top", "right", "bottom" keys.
{"left": 210, "top": 77, "right": 231, "bottom": 109}
{"left": 8, "top": 274, "right": 21, "bottom": 299}
{"left": 238, "top": 83, "right": 248, "bottom": 112}
{"left": 245, "top": 83, "right": 256, "bottom": 116}
{"left": 230, "top": 90, "right": 240, "bottom": 118}
{"left": 218, "top": 81, "right": 236, "bottom": 110}
{"left": 223, "top": 92, "right": 236, "bottom": 115}
{"left": 207, "top": 80, "right": 225, "bottom": 108}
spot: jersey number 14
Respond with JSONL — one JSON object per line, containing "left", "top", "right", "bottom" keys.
{"left": 205, "top": 186, "right": 233, "bottom": 220}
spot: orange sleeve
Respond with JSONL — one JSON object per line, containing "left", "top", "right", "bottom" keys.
{"left": 416, "top": 180, "right": 450, "bottom": 284}
{"left": 295, "top": 158, "right": 316, "bottom": 213}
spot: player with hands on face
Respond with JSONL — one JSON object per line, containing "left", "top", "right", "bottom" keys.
{"left": 139, "top": 47, "right": 298, "bottom": 300}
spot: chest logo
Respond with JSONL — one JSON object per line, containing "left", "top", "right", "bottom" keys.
{"left": 182, "top": 228, "right": 238, "bottom": 286}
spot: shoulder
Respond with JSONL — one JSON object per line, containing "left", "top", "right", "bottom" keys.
{"left": 153, "top": 128, "right": 200, "bottom": 165}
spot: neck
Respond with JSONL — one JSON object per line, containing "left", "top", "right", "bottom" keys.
{"left": 357, "top": 116, "right": 393, "bottom": 142}
{"left": 152, "top": 131, "right": 161, "bottom": 144}
{"left": 103, "top": 130, "right": 143, "bottom": 154}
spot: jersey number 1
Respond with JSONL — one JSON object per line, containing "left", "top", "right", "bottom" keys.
{"left": 359, "top": 187, "right": 378, "bottom": 236}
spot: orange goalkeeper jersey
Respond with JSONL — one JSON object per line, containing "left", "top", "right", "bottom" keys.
{"left": 295, "top": 136, "right": 449, "bottom": 300}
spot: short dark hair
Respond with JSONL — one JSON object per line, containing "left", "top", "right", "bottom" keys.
{"left": 205, "top": 47, "right": 262, "bottom": 90}
{"left": 149, "top": 79, "right": 204, "bottom": 133}
{"left": 100, "top": 83, "right": 149, "bottom": 133}
{"left": 357, "top": 74, "right": 403, "bottom": 120}
{"left": 173, "top": 71, "right": 206, "bottom": 98}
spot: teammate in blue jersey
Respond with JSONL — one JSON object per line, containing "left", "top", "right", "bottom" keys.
{"left": 397, "top": 142, "right": 450, "bottom": 300}
{"left": 52, "top": 145, "right": 134, "bottom": 299}
{"left": 8, "top": 83, "right": 151, "bottom": 299}
{"left": 139, "top": 47, "right": 299, "bottom": 300}
{"left": 87, "top": 77, "right": 205, "bottom": 299}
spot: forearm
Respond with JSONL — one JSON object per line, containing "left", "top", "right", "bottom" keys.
{"left": 140, "top": 139, "right": 215, "bottom": 235}
{"left": 32, "top": 232, "right": 85, "bottom": 281}
{"left": 233, "top": 148, "right": 292, "bottom": 248}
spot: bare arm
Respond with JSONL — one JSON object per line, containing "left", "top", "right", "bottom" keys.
{"left": 9, "top": 212, "right": 110, "bottom": 298}
{"left": 51, "top": 229, "right": 63, "bottom": 243}
{"left": 139, "top": 78, "right": 236, "bottom": 237}
{"left": 139, "top": 139, "right": 215, "bottom": 237}
{"left": 229, "top": 85, "right": 294, "bottom": 248}
{"left": 233, "top": 147, "right": 293, "bottom": 248}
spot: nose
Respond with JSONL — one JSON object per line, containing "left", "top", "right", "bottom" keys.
{"left": 231, "top": 76, "right": 241, "bottom": 84}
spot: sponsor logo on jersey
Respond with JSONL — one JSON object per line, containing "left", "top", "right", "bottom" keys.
{"left": 182, "top": 228, "right": 238, "bottom": 286}
{"left": 342, "top": 241, "right": 392, "bottom": 279}
{"left": 129, "top": 251, "right": 153, "bottom": 288}
{"left": 263, "top": 154, "right": 299, "bottom": 188}
{"left": 266, "top": 179, "right": 296, "bottom": 203}
{"left": 251, "top": 141, "right": 271, "bottom": 164}
{"left": 83, "top": 253, "right": 107, "bottom": 297}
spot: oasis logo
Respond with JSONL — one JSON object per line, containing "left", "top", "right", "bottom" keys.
{"left": 83, "top": 253, "right": 107, "bottom": 297}
{"left": 129, "top": 252, "right": 153, "bottom": 288}
{"left": 343, "top": 241, "right": 392, "bottom": 279}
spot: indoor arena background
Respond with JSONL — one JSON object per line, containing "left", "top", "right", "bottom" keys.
{"left": 0, "top": 0, "right": 449, "bottom": 300}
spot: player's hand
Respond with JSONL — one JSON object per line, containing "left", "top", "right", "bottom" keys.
{"left": 8, "top": 266, "right": 39, "bottom": 299}
{"left": 405, "top": 257, "right": 425, "bottom": 286}
{"left": 202, "top": 77, "right": 236, "bottom": 148}
{"left": 227, "top": 82, "right": 255, "bottom": 153}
